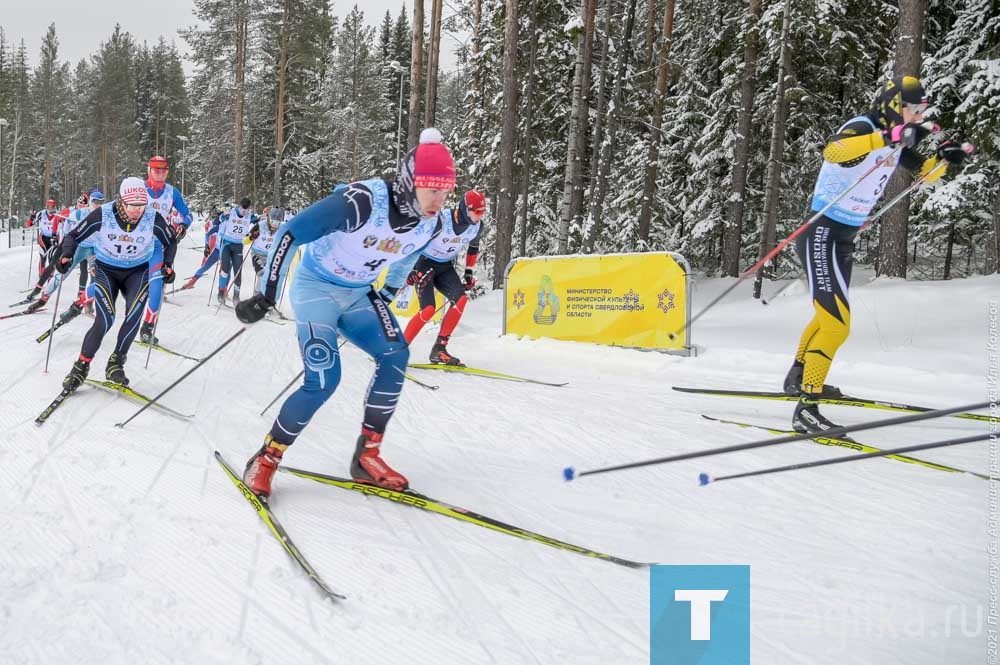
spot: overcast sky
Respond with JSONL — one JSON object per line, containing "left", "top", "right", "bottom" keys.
{"left": 3, "top": 1, "right": 463, "bottom": 73}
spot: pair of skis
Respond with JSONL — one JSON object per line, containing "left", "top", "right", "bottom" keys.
{"left": 1, "top": 308, "right": 46, "bottom": 321}
{"left": 675, "top": 385, "right": 990, "bottom": 480}
{"left": 35, "top": 379, "right": 194, "bottom": 426}
{"left": 407, "top": 362, "right": 567, "bottom": 388}
{"left": 215, "top": 451, "right": 649, "bottom": 602}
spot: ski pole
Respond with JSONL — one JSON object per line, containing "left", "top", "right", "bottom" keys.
{"left": 27, "top": 228, "right": 37, "bottom": 288}
{"left": 42, "top": 268, "right": 67, "bottom": 374}
{"left": 699, "top": 432, "right": 990, "bottom": 485}
{"left": 115, "top": 326, "right": 247, "bottom": 428}
{"left": 206, "top": 247, "right": 222, "bottom": 306}
{"left": 671, "top": 147, "right": 904, "bottom": 339}
{"left": 215, "top": 247, "right": 250, "bottom": 314}
{"left": 258, "top": 338, "right": 350, "bottom": 416}
{"left": 563, "top": 399, "right": 992, "bottom": 480}
{"left": 143, "top": 312, "right": 160, "bottom": 369}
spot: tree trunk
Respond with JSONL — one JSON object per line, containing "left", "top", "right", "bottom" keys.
{"left": 556, "top": 0, "right": 598, "bottom": 253}
{"left": 643, "top": 0, "right": 657, "bottom": 70}
{"left": 582, "top": 0, "right": 613, "bottom": 248}
{"left": 720, "top": 0, "right": 762, "bottom": 277}
{"left": 272, "top": 0, "right": 290, "bottom": 207}
{"left": 492, "top": 0, "right": 520, "bottom": 288}
{"left": 877, "top": 0, "right": 926, "bottom": 278}
{"left": 406, "top": 0, "right": 425, "bottom": 148}
{"left": 424, "top": 0, "right": 443, "bottom": 127}
{"left": 943, "top": 221, "right": 955, "bottom": 279}
{"left": 233, "top": 5, "right": 248, "bottom": 200}
{"left": 752, "top": 0, "right": 792, "bottom": 299}
{"left": 636, "top": 0, "right": 676, "bottom": 244}
{"left": 519, "top": 0, "right": 541, "bottom": 258}
{"left": 584, "top": 0, "right": 637, "bottom": 253}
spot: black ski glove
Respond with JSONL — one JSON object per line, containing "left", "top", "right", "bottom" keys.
{"left": 937, "top": 141, "right": 968, "bottom": 166}
{"left": 55, "top": 256, "right": 73, "bottom": 275}
{"left": 162, "top": 266, "right": 176, "bottom": 284}
{"left": 463, "top": 269, "right": 475, "bottom": 291}
{"left": 235, "top": 293, "right": 274, "bottom": 323}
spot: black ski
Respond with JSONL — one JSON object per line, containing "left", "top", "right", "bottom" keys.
{"left": 280, "top": 466, "right": 651, "bottom": 569}
{"left": 36, "top": 309, "right": 81, "bottom": 342}
{"left": 215, "top": 452, "right": 345, "bottom": 601}
{"left": 1, "top": 308, "right": 46, "bottom": 321}
{"left": 84, "top": 379, "right": 194, "bottom": 419}
{"left": 35, "top": 388, "right": 75, "bottom": 426}
{"left": 702, "top": 415, "right": 988, "bottom": 480}
{"left": 9, "top": 297, "right": 36, "bottom": 308}
{"left": 135, "top": 341, "right": 203, "bottom": 362}
{"left": 673, "top": 386, "right": 991, "bottom": 423}
{"left": 407, "top": 363, "right": 568, "bottom": 387}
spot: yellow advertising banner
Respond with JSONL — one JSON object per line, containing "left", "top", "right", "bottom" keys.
{"left": 503, "top": 252, "right": 691, "bottom": 353}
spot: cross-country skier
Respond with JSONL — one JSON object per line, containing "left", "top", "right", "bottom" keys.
{"left": 402, "top": 189, "right": 486, "bottom": 365}
{"left": 782, "top": 75, "right": 970, "bottom": 433}
{"left": 248, "top": 207, "right": 281, "bottom": 285}
{"left": 234, "top": 128, "right": 456, "bottom": 496}
{"left": 26, "top": 191, "right": 104, "bottom": 315}
{"left": 215, "top": 197, "right": 257, "bottom": 305}
{"left": 57, "top": 177, "right": 178, "bottom": 391}
{"left": 180, "top": 206, "right": 224, "bottom": 290}
{"left": 140, "top": 155, "right": 192, "bottom": 344}
{"left": 33, "top": 199, "right": 61, "bottom": 280}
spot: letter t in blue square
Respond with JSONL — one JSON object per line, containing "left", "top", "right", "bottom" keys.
{"left": 650, "top": 565, "right": 750, "bottom": 665}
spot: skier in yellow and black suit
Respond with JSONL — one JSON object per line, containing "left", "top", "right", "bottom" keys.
{"left": 782, "top": 75, "right": 970, "bottom": 434}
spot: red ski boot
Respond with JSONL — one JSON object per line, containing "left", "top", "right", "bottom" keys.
{"left": 243, "top": 437, "right": 287, "bottom": 498}
{"left": 350, "top": 429, "right": 409, "bottom": 491}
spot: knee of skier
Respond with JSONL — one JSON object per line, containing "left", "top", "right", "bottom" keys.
{"left": 418, "top": 304, "right": 436, "bottom": 323}
{"left": 452, "top": 294, "right": 468, "bottom": 314}
{"left": 375, "top": 343, "right": 409, "bottom": 373}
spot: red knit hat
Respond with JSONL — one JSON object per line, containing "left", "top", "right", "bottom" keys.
{"left": 464, "top": 190, "right": 486, "bottom": 214}
{"left": 412, "top": 128, "right": 456, "bottom": 190}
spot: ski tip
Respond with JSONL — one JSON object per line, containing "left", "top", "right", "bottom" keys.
{"left": 698, "top": 472, "right": 712, "bottom": 486}
{"left": 563, "top": 466, "right": 576, "bottom": 481}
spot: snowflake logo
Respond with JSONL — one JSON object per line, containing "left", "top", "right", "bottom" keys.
{"left": 513, "top": 289, "right": 526, "bottom": 309}
{"left": 657, "top": 288, "right": 676, "bottom": 314}
{"left": 623, "top": 289, "right": 641, "bottom": 305}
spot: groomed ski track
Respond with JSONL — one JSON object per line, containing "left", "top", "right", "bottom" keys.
{"left": 0, "top": 226, "right": 993, "bottom": 664}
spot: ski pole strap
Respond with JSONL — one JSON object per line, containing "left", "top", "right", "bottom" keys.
{"left": 115, "top": 326, "right": 247, "bottom": 428}
{"left": 572, "top": 399, "right": 992, "bottom": 479}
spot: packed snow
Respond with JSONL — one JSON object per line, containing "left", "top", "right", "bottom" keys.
{"left": 0, "top": 225, "right": 994, "bottom": 664}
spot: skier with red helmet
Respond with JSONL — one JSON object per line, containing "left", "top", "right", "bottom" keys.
{"left": 140, "top": 155, "right": 192, "bottom": 345}
{"left": 402, "top": 189, "right": 487, "bottom": 366}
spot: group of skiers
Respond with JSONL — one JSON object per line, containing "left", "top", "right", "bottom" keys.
{"left": 7, "top": 74, "right": 973, "bottom": 501}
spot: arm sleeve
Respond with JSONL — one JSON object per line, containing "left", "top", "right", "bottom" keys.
{"left": 171, "top": 188, "right": 193, "bottom": 226}
{"left": 822, "top": 120, "right": 886, "bottom": 164}
{"left": 153, "top": 213, "right": 179, "bottom": 266}
{"left": 61, "top": 209, "right": 103, "bottom": 258}
{"left": 259, "top": 191, "right": 355, "bottom": 301}
{"left": 465, "top": 223, "right": 484, "bottom": 268}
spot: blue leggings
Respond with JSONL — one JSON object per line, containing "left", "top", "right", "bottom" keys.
{"left": 270, "top": 266, "right": 410, "bottom": 447}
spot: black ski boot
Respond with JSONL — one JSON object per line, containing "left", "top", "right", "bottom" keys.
{"left": 217, "top": 289, "right": 226, "bottom": 305}
{"left": 139, "top": 321, "right": 159, "bottom": 345}
{"left": 25, "top": 294, "right": 49, "bottom": 313}
{"left": 792, "top": 394, "right": 853, "bottom": 440}
{"left": 58, "top": 302, "right": 84, "bottom": 325}
{"left": 429, "top": 336, "right": 463, "bottom": 366}
{"left": 105, "top": 352, "right": 129, "bottom": 386}
{"left": 62, "top": 359, "right": 90, "bottom": 392}
{"left": 783, "top": 361, "right": 843, "bottom": 398}
{"left": 232, "top": 287, "right": 241, "bottom": 306}
{"left": 26, "top": 285, "right": 41, "bottom": 301}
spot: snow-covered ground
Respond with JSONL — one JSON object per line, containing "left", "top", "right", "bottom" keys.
{"left": 0, "top": 228, "right": 994, "bottom": 664}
